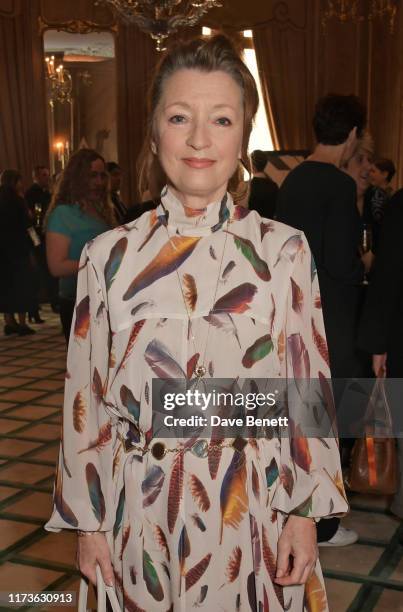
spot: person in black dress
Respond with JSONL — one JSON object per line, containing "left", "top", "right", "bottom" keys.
{"left": 276, "top": 94, "right": 367, "bottom": 546}
{"left": 248, "top": 149, "right": 278, "bottom": 218}
{"left": 25, "top": 165, "right": 57, "bottom": 320}
{"left": 0, "top": 170, "right": 37, "bottom": 335}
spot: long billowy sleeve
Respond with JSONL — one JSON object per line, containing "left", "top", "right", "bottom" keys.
{"left": 45, "top": 244, "right": 117, "bottom": 532}
{"left": 271, "top": 233, "right": 349, "bottom": 520}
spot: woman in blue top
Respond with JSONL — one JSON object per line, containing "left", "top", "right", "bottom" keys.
{"left": 46, "top": 149, "right": 116, "bottom": 341}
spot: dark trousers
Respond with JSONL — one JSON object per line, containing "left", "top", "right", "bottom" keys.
{"left": 59, "top": 297, "right": 75, "bottom": 344}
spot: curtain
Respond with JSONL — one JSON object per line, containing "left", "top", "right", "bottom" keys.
{"left": 115, "top": 25, "right": 158, "bottom": 205}
{"left": 253, "top": 23, "right": 312, "bottom": 151}
{"left": 0, "top": 0, "right": 49, "bottom": 183}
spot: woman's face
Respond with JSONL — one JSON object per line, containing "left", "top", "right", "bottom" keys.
{"left": 345, "top": 150, "right": 372, "bottom": 196}
{"left": 154, "top": 68, "right": 244, "bottom": 205}
{"left": 87, "top": 158, "right": 108, "bottom": 202}
{"left": 369, "top": 164, "right": 387, "bottom": 188}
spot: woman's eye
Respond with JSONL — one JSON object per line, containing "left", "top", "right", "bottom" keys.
{"left": 169, "top": 115, "right": 186, "bottom": 124}
{"left": 215, "top": 117, "right": 232, "bottom": 126}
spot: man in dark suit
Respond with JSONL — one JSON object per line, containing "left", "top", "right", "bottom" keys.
{"left": 358, "top": 188, "right": 403, "bottom": 520}
{"left": 276, "top": 94, "right": 367, "bottom": 547}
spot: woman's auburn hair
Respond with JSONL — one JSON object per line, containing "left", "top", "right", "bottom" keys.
{"left": 137, "top": 34, "right": 259, "bottom": 201}
{"left": 45, "top": 148, "right": 116, "bottom": 227}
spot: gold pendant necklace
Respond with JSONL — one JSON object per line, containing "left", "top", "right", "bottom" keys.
{"left": 162, "top": 195, "right": 231, "bottom": 380}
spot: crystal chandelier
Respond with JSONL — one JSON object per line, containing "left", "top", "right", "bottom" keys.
{"left": 321, "top": 0, "right": 363, "bottom": 30}
{"left": 369, "top": 0, "right": 397, "bottom": 32}
{"left": 45, "top": 56, "right": 73, "bottom": 104}
{"left": 94, "top": 0, "right": 222, "bottom": 51}
{"left": 322, "top": 0, "right": 398, "bottom": 32}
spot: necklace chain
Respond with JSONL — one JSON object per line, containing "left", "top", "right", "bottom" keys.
{"left": 162, "top": 199, "right": 231, "bottom": 380}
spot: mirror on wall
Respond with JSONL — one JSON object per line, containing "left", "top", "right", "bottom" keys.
{"left": 43, "top": 30, "right": 117, "bottom": 176}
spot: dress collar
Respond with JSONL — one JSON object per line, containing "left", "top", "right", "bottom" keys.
{"left": 156, "top": 186, "right": 234, "bottom": 236}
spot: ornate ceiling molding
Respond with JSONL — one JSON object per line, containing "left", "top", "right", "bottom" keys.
{"left": 38, "top": 15, "right": 117, "bottom": 35}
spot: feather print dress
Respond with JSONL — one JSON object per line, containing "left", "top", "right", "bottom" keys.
{"left": 46, "top": 188, "right": 348, "bottom": 611}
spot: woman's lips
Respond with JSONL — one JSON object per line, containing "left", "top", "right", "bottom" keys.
{"left": 182, "top": 158, "right": 216, "bottom": 169}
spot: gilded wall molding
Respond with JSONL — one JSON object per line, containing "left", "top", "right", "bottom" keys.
{"left": 38, "top": 15, "right": 117, "bottom": 35}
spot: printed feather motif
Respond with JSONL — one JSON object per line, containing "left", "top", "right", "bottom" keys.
{"left": 123, "top": 236, "right": 201, "bottom": 300}
{"left": 262, "top": 525, "right": 284, "bottom": 607}
{"left": 114, "top": 319, "right": 146, "bottom": 379}
{"left": 120, "top": 525, "right": 131, "bottom": 560}
{"left": 250, "top": 514, "right": 261, "bottom": 574}
{"left": 85, "top": 462, "right": 106, "bottom": 525}
{"left": 137, "top": 218, "right": 163, "bottom": 252}
{"left": 251, "top": 462, "right": 260, "bottom": 501}
{"left": 212, "top": 283, "right": 257, "bottom": 313}
{"left": 120, "top": 385, "right": 140, "bottom": 421}
{"left": 143, "top": 550, "right": 164, "bottom": 601}
{"left": 220, "top": 450, "right": 248, "bottom": 543}
{"left": 247, "top": 571, "right": 257, "bottom": 611}
{"left": 265, "top": 457, "right": 279, "bottom": 488}
{"left": 54, "top": 466, "right": 78, "bottom": 527}
{"left": 78, "top": 421, "right": 112, "bottom": 454}
{"left": 318, "top": 372, "right": 337, "bottom": 436}
{"left": 312, "top": 319, "right": 329, "bottom": 366}
{"left": 154, "top": 524, "right": 170, "bottom": 561}
{"left": 221, "top": 260, "right": 236, "bottom": 282}
{"left": 187, "top": 353, "right": 200, "bottom": 379}
{"left": 104, "top": 237, "right": 128, "bottom": 291}
{"left": 289, "top": 418, "right": 312, "bottom": 474}
{"left": 185, "top": 553, "right": 212, "bottom": 592}
{"left": 183, "top": 273, "right": 197, "bottom": 311}
{"left": 92, "top": 368, "right": 104, "bottom": 406}
{"left": 73, "top": 390, "right": 86, "bottom": 433}
{"left": 233, "top": 205, "right": 250, "bottom": 220}
{"left": 278, "top": 329, "right": 285, "bottom": 364}
{"left": 145, "top": 339, "right": 185, "bottom": 379}
{"left": 74, "top": 295, "right": 90, "bottom": 339}
{"left": 188, "top": 473, "right": 211, "bottom": 511}
{"left": 242, "top": 334, "right": 274, "bottom": 368}
{"left": 178, "top": 524, "right": 191, "bottom": 579}
{"left": 274, "top": 234, "right": 304, "bottom": 267}
{"left": 194, "top": 585, "right": 208, "bottom": 605}
{"left": 209, "top": 245, "right": 217, "bottom": 260}
{"left": 291, "top": 277, "right": 304, "bottom": 313}
{"left": 314, "top": 293, "right": 322, "bottom": 309}
{"left": 142, "top": 465, "right": 165, "bottom": 507}
{"left": 261, "top": 221, "right": 274, "bottom": 241}
{"left": 226, "top": 546, "right": 242, "bottom": 583}
{"left": 203, "top": 313, "right": 241, "bottom": 348}
{"left": 191, "top": 513, "right": 206, "bottom": 532}
{"left": 226, "top": 231, "right": 271, "bottom": 281}
{"left": 168, "top": 451, "right": 184, "bottom": 533}
{"left": 131, "top": 301, "right": 153, "bottom": 317}
{"left": 280, "top": 464, "right": 295, "bottom": 497}
{"left": 304, "top": 571, "right": 327, "bottom": 612}
{"left": 113, "top": 487, "right": 125, "bottom": 539}
{"left": 208, "top": 429, "right": 224, "bottom": 480}
{"left": 291, "top": 484, "right": 319, "bottom": 516}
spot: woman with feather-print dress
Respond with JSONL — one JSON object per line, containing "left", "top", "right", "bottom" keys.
{"left": 45, "top": 189, "right": 348, "bottom": 611}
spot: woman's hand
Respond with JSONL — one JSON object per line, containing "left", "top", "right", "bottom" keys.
{"left": 76, "top": 532, "right": 114, "bottom": 587}
{"left": 275, "top": 515, "right": 318, "bottom": 586}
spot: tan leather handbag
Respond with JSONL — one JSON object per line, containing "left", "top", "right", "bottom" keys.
{"left": 346, "top": 375, "right": 397, "bottom": 495}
